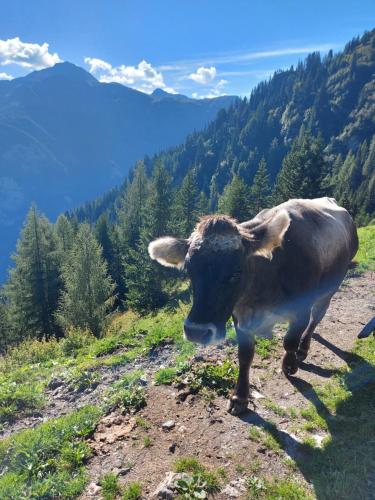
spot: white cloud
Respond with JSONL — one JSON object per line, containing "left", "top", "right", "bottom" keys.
{"left": 0, "top": 37, "right": 61, "bottom": 69}
{"left": 188, "top": 66, "right": 217, "bottom": 84}
{"left": 159, "top": 43, "right": 340, "bottom": 73}
{"left": 0, "top": 72, "right": 13, "bottom": 80}
{"left": 85, "top": 57, "right": 176, "bottom": 94}
{"left": 192, "top": 79, "right": 228, "bottom": 99}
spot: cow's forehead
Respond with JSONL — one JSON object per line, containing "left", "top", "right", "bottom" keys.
{"left": 188, "top": 232, "right": 242, "bottom": 253}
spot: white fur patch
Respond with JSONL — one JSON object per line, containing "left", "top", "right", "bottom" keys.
{"left": 148, "top": 237, "right": 187, "bottom": 269}
{"left": 189, "top": 233, "right": 242, "bottom": 252}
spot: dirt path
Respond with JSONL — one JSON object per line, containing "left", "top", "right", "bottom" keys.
{"left": 81, "top": 272, "right": 375, "bottom": 499}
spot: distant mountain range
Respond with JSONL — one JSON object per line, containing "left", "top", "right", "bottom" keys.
{"left": 74, "top": 29, "right": 375, "bottom": 226}
{"left": 0, "top": 62, "right": 236, "bottom": 279}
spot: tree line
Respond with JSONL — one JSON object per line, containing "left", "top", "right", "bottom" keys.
{"left": 0, "top": 128, "right": 346, "bottom": 351}
{"left": 1, "top": 28, "right": 375, "bottom": 350}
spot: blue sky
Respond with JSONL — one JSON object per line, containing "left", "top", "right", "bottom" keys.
{"left": 1, "top": 0, "right": 374, "bottom": 97}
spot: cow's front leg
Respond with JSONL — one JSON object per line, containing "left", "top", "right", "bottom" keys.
{"left": 282, "top": 312, "right": 311, "bottom": 375}
{"left": 227, "top": 328, "right": 255, "bottom": 415}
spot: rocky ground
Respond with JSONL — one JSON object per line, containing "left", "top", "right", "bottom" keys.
{"left": 72, "top": 271, "right": 375, "bottom": 499}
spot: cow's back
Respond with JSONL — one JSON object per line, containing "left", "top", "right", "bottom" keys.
{"left": 242, "top": 197, "right": 358, "bottom": 303}
{"left": 279, "top": 197, "right": 357, "bottom": 270}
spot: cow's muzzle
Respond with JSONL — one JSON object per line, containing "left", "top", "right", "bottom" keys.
{"left": 183, "top": 319, "right": 225, "bottom": 345}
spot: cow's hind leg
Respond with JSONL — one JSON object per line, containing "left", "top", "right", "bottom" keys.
{"left": 228, "top": 329, "right": 255, "bottom": 416}
{"left": 296, "top": 296, "right": 332, "bottom": 362}
{"left": 282, "top": 311, "right": 311, "bottom": 376}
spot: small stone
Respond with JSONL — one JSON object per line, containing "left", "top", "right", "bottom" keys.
{"left": 162, "top": 420, "right": 175, "bottom": 431}
{"left": 48, "top": 377, "right": 64, "bottom": 390}
{"left": 168, "top": 443, "right": 177, "bottom": 453}
{"left": 86, "top": 482, "right": 102, "bottom": 496}
{"left": 250, "top": 389, "right": 265, "bottom": 400}
{"left": 221, "top": 484, "right": 241, "bottom": 497}
{"left": 152, "top": 472, "right": 190, "bottom": 498}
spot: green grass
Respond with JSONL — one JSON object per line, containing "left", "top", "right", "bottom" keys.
{"left": 103, "top": 371, "right": 146, "bottom": 414}
{"left": 291, "top": 336, "right": 375, "bottom": 498}
{"left": 122, "top": 481, "right": 142, "bottom": 499}
{"left": 246, "top": 475, "right": 312, "bottom": 499}
{"left": 255, "top": 336, "right": 279, "bottom": 359}
{"left": 100, "top": 473, "right": 121, "bottom": 500}
{"left": 187, "top": 359, "right": 239, "bottom": 397}
{"left": 355, "top": 225, "right": 375, "bottom": 271}
{"left": 247, "top": 424, "right": 283, "bottom": 454}
{"left": 300, "top": 405, "right": 328, "bottom": 432}
{"left": 143, "top": 435, "right": 152, "bottom": 448}
{"left": 135, "top": 416, "right": 151, "bottom": 429}
{"left": 0, "top": 405, "right": 101, "bottom": 499}
{"left": 154, "top": 366, "right": 179, "bottom": 385}
{"left": 0, "top": 306, "right": 193, "bottom": 426}
{"left": 174, "top": 456, "right": 221, "bottom": 494}
{"left": 264, "top": 400, "right": 288, "bottom": 417}
{"left": 0, "top": 365, "right": 49, "bottom": 425}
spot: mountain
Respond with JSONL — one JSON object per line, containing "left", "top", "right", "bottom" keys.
{"left": 74, "top": 29, "right": 375, "bottom": 225}
{"left": 0, "top": 63, "right": 236, "bottom": 279}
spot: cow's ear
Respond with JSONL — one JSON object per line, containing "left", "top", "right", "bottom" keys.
{"left": 148, "top": 237, "right": 188, "bottom": 269}
{"left": 244, "top": 209, "right": 290, "bottom": 259}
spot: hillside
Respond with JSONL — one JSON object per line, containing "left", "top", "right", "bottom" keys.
{"left": 75, "top": 29, "right": 375, "bottom": 225}
{"left": 0, "top": 63, "right": 236, "bottom": 279}
{"left": 0, "top": 227, "right": 374, "bottom": 499}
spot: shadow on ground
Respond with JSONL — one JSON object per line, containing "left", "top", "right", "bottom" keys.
{"left": 241, "top": 333, "right": 375, "bottom": 499}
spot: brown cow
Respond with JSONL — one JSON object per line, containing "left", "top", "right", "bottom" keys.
{"left": 148, "top": 198, "right": 358, "bottom": 415}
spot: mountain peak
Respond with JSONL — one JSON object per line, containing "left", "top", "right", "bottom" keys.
{"left": 152, "top": 88, "right": 169, "bottom": 97}
{"left": 24, "top": 62, "right": 97, "bottom": 84}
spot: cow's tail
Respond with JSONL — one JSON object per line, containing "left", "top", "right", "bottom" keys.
{"left": 358, "top": 316, "right": 375, "bottom": 339}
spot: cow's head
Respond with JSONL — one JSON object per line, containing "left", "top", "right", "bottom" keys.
{"left": 148, "top": 212, "right": 290, "bottom": 345}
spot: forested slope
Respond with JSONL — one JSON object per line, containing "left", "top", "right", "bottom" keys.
{"left": 75, "top": 29, "right": 375, "bottom": 225}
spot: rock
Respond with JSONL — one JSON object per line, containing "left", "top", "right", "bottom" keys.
{"left": 162, "top": 420, "right": 175, "bottom": 431}
{"left": 139, "top": 375, "right": 148, "bottom": 386}
{"left": 230, "top": 478, "right": 246, "bottom": 492}
{"left": 250, "top": 389, "right": 265, "bottom": 400}
{"left": 152, "top": 472, "right": 190, "bottom": 498}
{"left": 86, "top": 482, "right": 102, "bottom": 496}
{"left": 47, "top": 377, "right": 64, "bottom": 390}
{"left": 221, "top": 484, "right": 241, "bottom": 497}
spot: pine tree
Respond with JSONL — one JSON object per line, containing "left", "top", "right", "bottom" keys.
{"left": 197, "top": 191, "right": 210, "bottom": 217}
{"left": 95, "top": 214, "right": 114, "bottom": 266}
{"left": 56, "top": 224, "right": 115, "bottom": 337}
{"left": 125, "top": 163, "right": 172, "bottom": 313}
{"left": 144, "top": 162, "right": 172, "bottom": 238}
{"left": 250, "top": 158, "right": 270, "bottom": 216}
{"left": 272, "top": 132, "right": 327, "bottom": 203}
{"left": 218, "top": 174, "right": 251, "bottom": 221}
{"left": 55, "top": 214, "right": 75, "bottom": 269}
{"left": 107, "top": 224, "right": 127, "bottom": 305}
{"left": 5, "top": 206, "right": 61, "bottom": 342}
{"left": 172, "top": 170, "right": 200, "bottom": 237}
{"left": 0, "top": 291, "right": 9, "bottom": 352}
{"left": 55, "top": 214, "right": 75, "bottom": 253}
{"left": 118, "top": 160, "right": 149, "bottom": 248}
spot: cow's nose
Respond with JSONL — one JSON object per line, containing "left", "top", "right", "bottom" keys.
{"left": 183, "top": 320, "right": 216, "bottom": 345}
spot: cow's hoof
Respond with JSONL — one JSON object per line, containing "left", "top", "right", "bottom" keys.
{"left": 282, "top": 352, "right": 299, "bottom": 376}
{"left": 227, "top": 396, "right": 249, "bottom": 416}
